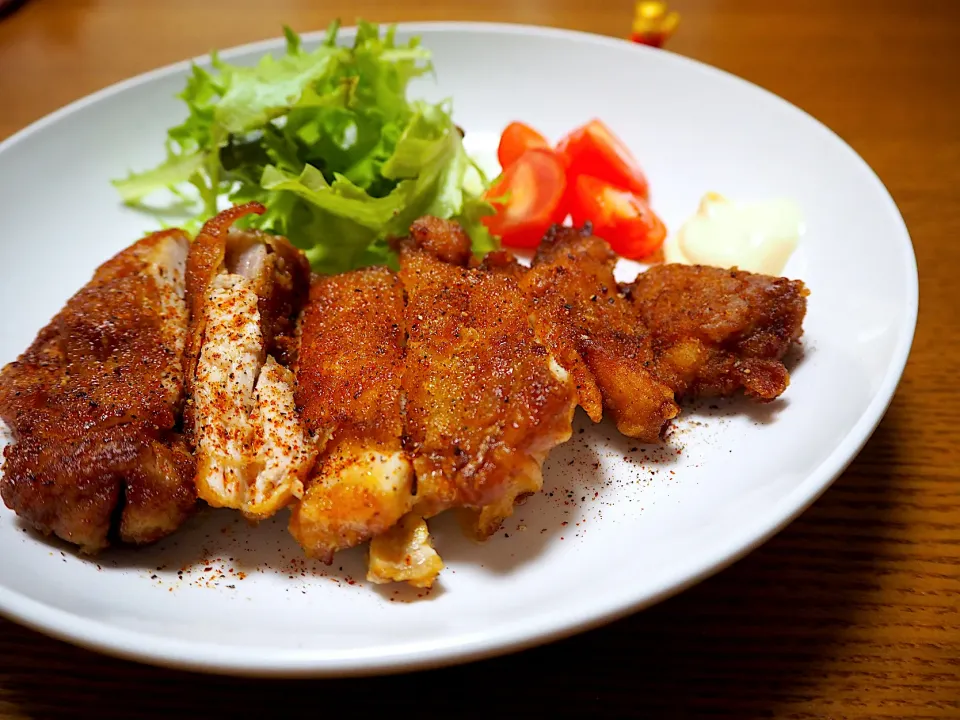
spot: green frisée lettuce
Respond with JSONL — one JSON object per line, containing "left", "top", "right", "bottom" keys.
{"left": 112, "top": 21, "right": 496, "bottom": 272}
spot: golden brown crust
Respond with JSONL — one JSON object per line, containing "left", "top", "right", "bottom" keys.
{"left": 290, "top": 267, "right": 412, "bottom": 561}
{"left": 625, "top": 264, "right": 809, "bottom": 400}
{"left": 407, "top": 216, "right": 472, "bottom": 266}
{"left": 295, "top": 267, "right": 407, "bottom": 443}
{"left": 521, "top": 226, "right": 678, "bottom": 443}
{"left": 0, "top": 230, "right": 196, "bottom": 552}
{"left": 399, "top": 237, "right": 576, "bottom": 518}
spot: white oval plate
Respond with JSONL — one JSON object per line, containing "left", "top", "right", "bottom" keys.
{"left": 0, "top": 23, "right": 916, "bottom": 677}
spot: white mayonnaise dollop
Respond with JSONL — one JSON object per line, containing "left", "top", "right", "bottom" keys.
{"left": 664, "top": 193, "right": 803, "bottom": 275}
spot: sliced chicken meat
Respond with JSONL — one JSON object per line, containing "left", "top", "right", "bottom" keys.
{"left": 289, "top": 266, "right": 418, "bottom": 568}
{"left": 185, "top": 203, "right": 313, "bottom": 519}
{"left": 399, "top": 218, "right": 577, "bottom": 538}
{"left": 624, "top": 263, "right": 809, "bottom": 400}
{"left": 517, "top": 225, "right": 679, "bottom": 444}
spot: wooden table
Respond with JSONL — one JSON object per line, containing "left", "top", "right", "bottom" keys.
{"left": 1, "top": 0, "right": 958, "bottom": 716}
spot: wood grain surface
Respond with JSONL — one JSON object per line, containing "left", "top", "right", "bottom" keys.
{"left": 1, "top": 0, "right": 958, "bottom": 717}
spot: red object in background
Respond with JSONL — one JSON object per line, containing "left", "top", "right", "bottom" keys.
{"left": 557, "top": 119, "right": 650, "bottom": 200}
{"left": 483, "top": 149, "right": 567, "bottom": 248}
{"left": 630, "top": 31, "right": 667, "bottom": 49}
{"left": 497, "top": 122, "right": 551, "bottom": 171}
{"left": 568, "top": 175, "right": 666, "bottom": 260}
{"left": 630, "top": 1, "right": 680, "bottom": 48}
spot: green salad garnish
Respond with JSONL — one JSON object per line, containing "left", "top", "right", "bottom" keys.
{"left": 113, "top": 21, "right": 496, "bottom": 273}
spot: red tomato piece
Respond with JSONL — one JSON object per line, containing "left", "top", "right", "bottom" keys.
{"left": 497, "top": 122, "right": 551, "bottom": 171}
{"left": 568, "top": 175, "right": 666, "bottom": 259}
{"left": 556, "top": 119, "right": 650, "bottom": 199}
{"left": 483, "top": 149, "right": 567, "bottom": 248}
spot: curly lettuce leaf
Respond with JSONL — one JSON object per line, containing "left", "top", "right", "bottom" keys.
{"left": 212, "top": 45, "right": 347, "bottom": 136}
{"left": 112, "top": 21, "right": 495, "bottom": 272}
{"left": 256, "top": 102, "right": 486, "bottom": 273}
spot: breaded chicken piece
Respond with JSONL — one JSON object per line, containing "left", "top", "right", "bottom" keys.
{"left": 519, "top": 226, "right": 678, "bottom": 443}
{"left": 406, "top": 214, "right": 474, "bottom": 266}
{"left": 399, "top": 218, "right": 577, "bottom": 536}
{"left": 0, "top": 230, "right": 195, "bottom": 552}
{"left": 367, "top": 513, "right": 444, "bottom": 588}
{"left": 625, "top": 264, "right": 809, "bottom": 400}
{"left": 184, "top": 205, "right": 309, "bottom": 387}
{"left": 185, "top": 203, "right": 313, "bottom": 518}
{"left": 191, "top": 272, "right": 262, "bottom": 508}
{"left": 289, "top": 267, "right": 416, "bottom": 565}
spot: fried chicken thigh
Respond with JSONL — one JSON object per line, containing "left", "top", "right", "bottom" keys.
{"left": 185, "top": 203, "right": 313, "bottom": 519}
{"left": 0, "top": 230, "right": 195, "bottom": 552}
{"left": 517, "top": 226, "right": 678, "bottom": 443}
{"left": 1, "top": 203, "right": 811, "bottom": 586}
{"left": 625, "top": 264, "right": 808, "bottom": 400}
{"left": 289, "top": 268, "right": 421, "bottom": 564}
{"left": 400, "top": 218, "right": 577, "bottom": 537}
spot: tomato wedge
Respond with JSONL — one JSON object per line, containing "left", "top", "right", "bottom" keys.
{"left": 556, "top": 119, "right": 650, "bottom": 199}
{"left": 568, "top": 175, "right": 666, "bottom": 259}
{"left": 483, "top": 149, "right": 567, "bottom": 248}
{"left": 497, "top": 122, "right": 551, "bottom": 171}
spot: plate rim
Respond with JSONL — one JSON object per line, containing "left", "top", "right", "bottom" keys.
{"left": 0, "top": 21, "right": 919, "bottom": 677}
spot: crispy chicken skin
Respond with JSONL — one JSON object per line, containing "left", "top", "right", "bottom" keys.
{"left": 625, "top": 264, "right": 809, "bottom": 400}
{"left": 519, "top": 226, "right": 678, "bottom": 443}
{"left": 407, "top": 215, "right": 474, "bottom": 266}
{"left": 0, "top": 230, "right": 195, "bottom": 552}
{"left": 185, "top": 203, "right": 313, "bottom": 518}
{"left": 399, "top": 219, "right": 577, "bottom": 534}
{"left": 289, "top": 267, "right": 415, "bottom": 564}
{"left": 367, "top": 512, "right": 444, "bottom": 588}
